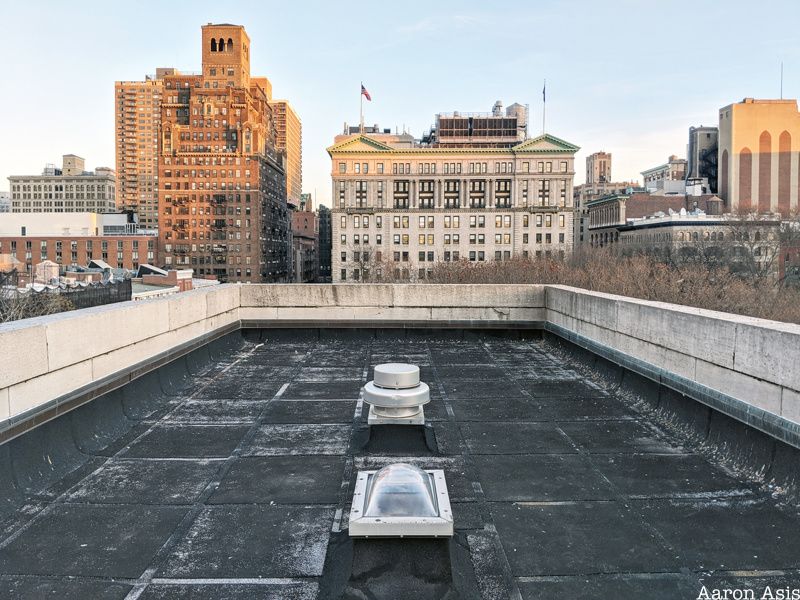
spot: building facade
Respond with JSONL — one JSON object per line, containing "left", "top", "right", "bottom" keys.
{"left": 586, "top": 151, "right": 612, "bottom": 186}
{"left": 0, "top": 213, "right": 156, "bottom": 273}
{"left": 328, "top": 107, "right": 578, "bottom": 282}
{"left": 115, "top": 69, "right": 175, "bottom": 229}
{"left": 317, "top": 204, "right": 332, "bottom": 281}
{"left": 9, "top": 155, "right": 116, "bottom": 213}
{"left": 573, "top": 151, "right": 638, "bottom": 245}
{"left": 157, "top": 24, "right": 290, "bottom": 283}
{"left": 687, "top": 125, "right": 718, "bottom": 192}
{"left": 270, "top": 100, "right": 302, "bottom": 204}
{"left": 586, "top": 192, "right": 724, "bottom": 248}
{"left": 641, "top": 155, "right": 688, "bottom": 193}
{"left": 0, "top": 191, "right": 10, "bottom": 213}
{"left": 718, "top": 98, "right": 800, "bottom": 216}
{"left": 291, "top": 193, "right": 318, "bottom": 282}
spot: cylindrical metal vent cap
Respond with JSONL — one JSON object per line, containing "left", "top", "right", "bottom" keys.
{"left": 373, "top": 363, "right": 420, "bottom": 389}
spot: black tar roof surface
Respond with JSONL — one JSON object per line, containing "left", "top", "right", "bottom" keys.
{"left": 1, "top": 331, "right": 799, "bottom": 599}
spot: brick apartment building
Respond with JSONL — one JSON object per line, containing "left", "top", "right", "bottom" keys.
{"left": 0, "top": 213, "right": 157, "bottom": 273}
{"left": 291, "top": 193, "right": 319, "bottom": 282}
{"left": 158, "top": 24, "right": 289, "bottom": 282}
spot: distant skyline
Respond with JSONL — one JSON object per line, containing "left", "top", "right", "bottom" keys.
{"left": 2, "top": 0, "right": 799, "bottom": 207}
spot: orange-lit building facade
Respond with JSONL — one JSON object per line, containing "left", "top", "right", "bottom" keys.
{"left": 718, "top": 98, "right": 800, "bottom": 217}
{"left": 115, "top": 71, "right": 174, "bottom": 230}
{"left": 158, "top": 24, "right": 289, "bottom": 282}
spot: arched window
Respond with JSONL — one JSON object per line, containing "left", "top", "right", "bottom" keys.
{"left": 211, "top": 38, "right": 217, "bottom": 52}
{"left": 758, "top": 131, "right": 772, "bottom": 213}
{"left": 754, "top": 231, "right": 761, "bottom": 242}
{"left": 227, "top": 38, "right": 233, "bottom": 50}
{"left": 219, "top": 38, "right": 226, "bottom": 52}
{"left": 739, "top": 147, "right": 752, "bottom": 211}
{"left": 718, "top": 232, "right": 724, "bottom": 241}
{"left": 693, "top": 232, "right": 699, "bottom": 241}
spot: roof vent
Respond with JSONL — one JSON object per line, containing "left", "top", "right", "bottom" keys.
{"left": 363, "top": 363, "right": 429, "bottom": 425}
{"left": 349, "top": 463, "right": 453, "bottom": 537}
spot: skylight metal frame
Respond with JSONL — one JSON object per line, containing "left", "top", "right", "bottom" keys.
{"left": 348, "top": 469, "right": 454, "bottom": 538}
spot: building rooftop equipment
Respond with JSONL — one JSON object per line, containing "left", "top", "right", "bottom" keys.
{"left": 363, "top": 363, "right": 430, "bottom": 425}
{"left": 349, "top": 463, "right": 453, "bottom": 537}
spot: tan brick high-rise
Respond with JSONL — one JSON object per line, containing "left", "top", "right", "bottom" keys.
{"left": 157, "top": 24, "right": 290, "bottom": 283}
{"left": 115, "top": 70, "right": 176, "bottom": 229}
{"left": 270, "top": 100, "right": 302, "bottom": 204}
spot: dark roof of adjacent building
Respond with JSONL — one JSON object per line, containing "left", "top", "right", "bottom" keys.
{"left": 0, "top": 331, "right": 798, "bottom": 598}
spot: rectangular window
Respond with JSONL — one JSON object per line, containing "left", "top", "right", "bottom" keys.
{"left": 339, "top": 162, "right": 346, "bottom": 173}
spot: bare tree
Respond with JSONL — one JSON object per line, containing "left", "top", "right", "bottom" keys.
{"left": 0, "top": 288, "right": 75, "bottom": 323}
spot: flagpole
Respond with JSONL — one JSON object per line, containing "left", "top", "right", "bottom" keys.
{"left": 542, "top": 78, "right": 546, "bottom": 135}
{"left": 360, "top": 82, "right": 364, "bottom": 134}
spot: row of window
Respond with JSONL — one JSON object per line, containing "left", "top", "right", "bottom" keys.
{"left": 339, "top": 249, "right": 569, "bottom": 280}
{"left": 339, "top": 232, "right": 566, "bottom": 246}
{"left": 340, "top": 214, "right": 567, "bottom": 229}
{"left": 338, "top": 160, "right": 570, "bottom": 175}
{"left": 162, "top": 156, "right": 250, "bottom": 167}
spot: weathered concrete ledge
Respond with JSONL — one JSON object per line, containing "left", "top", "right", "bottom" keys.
{"left": 544, "top": 285, "right": 800, "bottom": 448}
{"left": 0, "top": 282, "right": 798, "bottom": 450}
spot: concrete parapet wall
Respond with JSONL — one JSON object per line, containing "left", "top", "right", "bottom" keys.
{"left": 1, "top": 282, "right": 798, "bottom": 450}
{"left": 0, "top": 284, "right": 242, "bottom": 429}
{"left": 239, "top": 284, "right": 546, "bottom": 326}
{"left": 0, "top": 284, "right": 544, "bottom": 434}
{"left": 545, "top": 285, "right": 800, "bottom": 444}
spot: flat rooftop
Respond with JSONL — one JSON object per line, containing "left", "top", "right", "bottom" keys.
{"left": 0, "top": 331, "right": 799, "bottom": 598}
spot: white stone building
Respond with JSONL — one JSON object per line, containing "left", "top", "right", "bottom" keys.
{"left": 9, "top": 154, "right": 116, "bottom": 214}
{"left": 327, "top": 113, "right": 579, "bottom": 282}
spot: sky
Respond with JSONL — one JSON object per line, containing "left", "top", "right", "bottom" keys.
{"left": 2, "top": 0, "right": 800, "bottom": 207}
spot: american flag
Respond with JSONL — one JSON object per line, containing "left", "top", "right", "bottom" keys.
{"left": 361, "top": 83, "right": 371, "bottom": 102}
